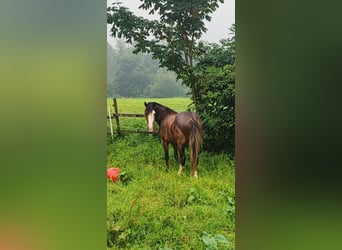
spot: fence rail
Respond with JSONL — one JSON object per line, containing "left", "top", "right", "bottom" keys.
{"left": 107, "top": 98, "right": 158, "bottom": 138}
{"left": 107, "top": 114, "right": 144, "bottom": 118}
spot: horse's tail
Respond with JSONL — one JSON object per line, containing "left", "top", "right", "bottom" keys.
{"left": 189, "top": 118, "right": 202, "bottom": 177}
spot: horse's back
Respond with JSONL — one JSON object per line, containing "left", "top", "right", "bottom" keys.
{"left": 174, "top": 112, "right": 202, "bottom": 138}
{"left": 160, "top": 112, "right": 202, "bottom": 144}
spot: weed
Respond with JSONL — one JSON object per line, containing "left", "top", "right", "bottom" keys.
{"left": 119, "top": 171, "right": 131, "bottom": 186}
{"left": 201, "top": 231, "right": 232, "bottom": 250}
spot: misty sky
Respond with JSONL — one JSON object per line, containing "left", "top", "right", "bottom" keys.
{"left": 107, "top": 0, "right": 235, "bottom": 47}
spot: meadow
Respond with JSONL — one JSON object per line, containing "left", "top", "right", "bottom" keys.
{"left": 107, "top": 98, "right": 235, "bottom": 249}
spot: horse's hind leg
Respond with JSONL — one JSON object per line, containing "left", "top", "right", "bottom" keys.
{"left": 162, "top": 140, "right": 170, "bottom": 171}
{"left": 177, "top": 144, "right": 186, "bottom": 176}
{"left": 172, "top": 144, "right": 179, "bottom": 163}
{"left": 190, "top": 150, "right": 199, "bottom": 178}
{"left": 192, "top": 163, "right": 198, "bottom": 178}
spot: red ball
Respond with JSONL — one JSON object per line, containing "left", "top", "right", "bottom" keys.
{"left": 107, "top": 167, "right": 120, "bottom": 182}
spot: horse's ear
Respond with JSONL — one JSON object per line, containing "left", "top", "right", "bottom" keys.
{"left": 144, "top": 102, "right": 147, "bottom": 107}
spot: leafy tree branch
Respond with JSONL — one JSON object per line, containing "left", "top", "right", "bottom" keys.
{"left": 107, "top": 0, "right": 224, "bottom": 110}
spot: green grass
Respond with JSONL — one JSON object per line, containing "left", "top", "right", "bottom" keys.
{"left": 107, "top": 98, "right": 235, "bottom": 249}
{"left": 107, "top": 98, "right": 192, "bottom": 132}
{"left": 107, "top": 97, "right": 192, "bottom": 114}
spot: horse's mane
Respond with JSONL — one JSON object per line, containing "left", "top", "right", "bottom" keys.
{"left": 151, "top": 102, "right": 177, "bottom": 114}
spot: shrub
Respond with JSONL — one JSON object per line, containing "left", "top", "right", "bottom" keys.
{"left": 191, "top": 29, "right": 235, "bottom": 154}
{"left": 195, "top": 64, "right": 235, "bottom": 153}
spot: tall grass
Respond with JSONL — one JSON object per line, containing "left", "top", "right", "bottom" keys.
{"left": 107, "top": 98, "right": 235, "bottom": 249}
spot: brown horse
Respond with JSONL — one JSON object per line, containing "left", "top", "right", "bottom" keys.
{"left": 144, "top": 102, "right": 203, "bottom": 177}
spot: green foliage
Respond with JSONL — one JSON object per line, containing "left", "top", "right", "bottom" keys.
{"left": 196, "top": 64, "right": 235, "bottom": 153}
{"left": 107, "top": 0, "right": 223, "bottom": 74}
{"left": 107, "top": 0, "right": 225, "bottom": 109}
{"left": 201, "top": 231, "right": 232, "bottom": 250}
{"left": 194, "top": 28, "right": 235, "bottom": 153}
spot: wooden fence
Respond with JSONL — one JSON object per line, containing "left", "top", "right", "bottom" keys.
{"left": 107, "top": 98, "right": 158, "bottom": 138}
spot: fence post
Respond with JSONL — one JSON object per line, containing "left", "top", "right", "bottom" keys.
{"left": 113, "top": 98, "right": 121, "bottom": 135}
{"left": 108, "top": 106, "right": 114, "bottom": 141}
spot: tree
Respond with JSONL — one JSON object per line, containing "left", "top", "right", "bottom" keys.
{"left": 107, "top": 0, "right": 224, "bottom": 110}
{"left": 194, "top": 25, "right": 235, "bottom": 153}
{"left": 107, "top": 42, "right": 118, "bottom": 97}
{"left": 107, "top": 41, "right": 188, "bottom": 98}
{"left": 107, "top": 40, "right": 160, "bottom": 97}
{"left": 145, "top": 69, "right": 188, "bottom": 97}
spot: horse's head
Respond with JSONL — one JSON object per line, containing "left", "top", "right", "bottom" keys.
{"left": 144, "top": 102, "right": 156, "bottom": 132}
{"left": 144, "top": 102, "right": 177, "bottom": 132}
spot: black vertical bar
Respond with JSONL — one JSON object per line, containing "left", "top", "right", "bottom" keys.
{"left": 113, "top": 98, "right": 121, "bottom": 135}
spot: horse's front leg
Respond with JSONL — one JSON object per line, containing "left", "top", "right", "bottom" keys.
{"left": 162, "top": 140, "right": 170, "bottom": 171}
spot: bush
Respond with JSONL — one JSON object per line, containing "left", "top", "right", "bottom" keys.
{"left": 192, "top": 29, "right": 235, "bottom": 154}
{"left": 195, "top": 64, "right": 235, "bottom": 153}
